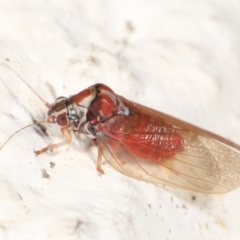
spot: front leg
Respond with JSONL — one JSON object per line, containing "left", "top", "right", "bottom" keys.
{"left": 35, "top": 127, "right": 72, "bottom": 155}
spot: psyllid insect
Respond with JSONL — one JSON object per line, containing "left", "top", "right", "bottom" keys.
{"left": 1, "top": 66, "right": 240, "bottom": 194}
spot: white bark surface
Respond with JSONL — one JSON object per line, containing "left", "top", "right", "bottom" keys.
{"left": 0, "top": 1, "right": 240, "bottom": 239}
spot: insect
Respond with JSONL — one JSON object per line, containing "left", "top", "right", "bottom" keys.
{"left": 1, "top": 66, "right": 240, "bottom": 194}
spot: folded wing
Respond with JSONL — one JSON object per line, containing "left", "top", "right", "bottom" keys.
{"left": 96, "top": 97, "right": 240, "bottom": 193}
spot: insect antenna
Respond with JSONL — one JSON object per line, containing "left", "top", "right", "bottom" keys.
{"left": 0, "top": 120, "right": 46, "bottom": 150}
{"left": 1, "top": 63, "right": 51, "bottom": 108}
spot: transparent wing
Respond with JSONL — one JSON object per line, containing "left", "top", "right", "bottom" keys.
{"left": 96, "top": 97, "right": 240, "bottom": 193}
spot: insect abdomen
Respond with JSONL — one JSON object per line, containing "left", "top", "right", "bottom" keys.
{"left": 96, "top": 112, "right": 184, "bottom": 161}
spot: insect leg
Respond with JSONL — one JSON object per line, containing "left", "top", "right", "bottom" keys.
{"left": 35, "top": 127, "right": 72, "bottom": 155}
{"left": 96, "top": 145, "right": 104, "bottom": 174}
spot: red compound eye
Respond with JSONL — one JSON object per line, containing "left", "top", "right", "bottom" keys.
{"left": 57, "top": 114, "right": 68, "bottom": 126}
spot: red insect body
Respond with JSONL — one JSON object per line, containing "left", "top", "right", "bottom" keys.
{"left": 2, "top": 81, "right": 240, "bottom": 193}
{"left": 95, "top": 110, "right": 184, "bottom": 160}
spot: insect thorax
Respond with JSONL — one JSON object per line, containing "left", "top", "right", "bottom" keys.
{"left": 71, "top": 84, "right": 129, "bottom": 139}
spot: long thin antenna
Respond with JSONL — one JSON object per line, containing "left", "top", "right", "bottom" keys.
{"left": 1, "top": 63, "right": 51, "bottom": 108}
{"left": 0, "top": 120, "right": 46, "bottom": 150}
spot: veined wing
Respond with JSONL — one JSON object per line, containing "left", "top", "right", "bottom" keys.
{"left": 95, "top": 97, "right": 240, "bottom": 193}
